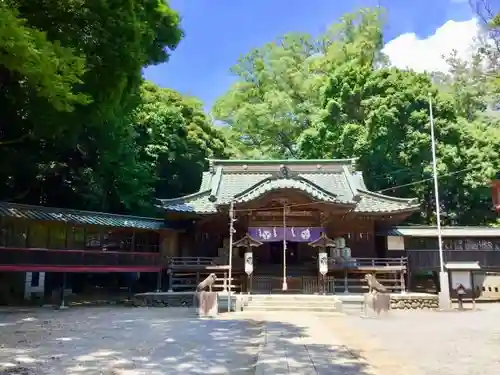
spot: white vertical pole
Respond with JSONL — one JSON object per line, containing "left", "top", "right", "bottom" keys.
{"left": 228, "top": 201, "right": 235, "bottom": 312}
{"left": 282, "top": 205, "right": 288, "bottom": 291}
{"left": 428, "top": 93, "right": 451, "bottom": 310}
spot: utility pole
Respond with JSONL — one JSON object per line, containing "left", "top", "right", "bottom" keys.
{"left": 428, "top": 93, "right": 451, "bottom": 310}
{"left": 282, "top": 205, "right": 287, "bottom": 291}
{"left": 228, "top": 201, "right": 235, "bottom": 312}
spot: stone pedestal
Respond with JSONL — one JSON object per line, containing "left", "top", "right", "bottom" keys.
{"left": 198, "top": 291, "right": 218, "bottom": 318}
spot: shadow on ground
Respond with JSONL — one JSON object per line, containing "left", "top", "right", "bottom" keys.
{"left": 252, "top": 313, "right": 373, "bottom": 375}
{"left": 0, "top": 307, "right": 374, "bottom": 375}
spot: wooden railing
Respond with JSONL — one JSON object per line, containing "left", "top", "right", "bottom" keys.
{"left": 166, "top": 256, "right": 407, "bottom": 270}
{"left": 0, "top": 247, "right": 160, "bottom": 270}
{"left": 251, "top": 275, "right": 403, "bottom": 294}
{"left": 329, "top": 257, "right": 407, "bottom": 269}
{"left": 407, "top": 250, "right": 500, "bottom": 270}
{"left": 168, "top": 257, "right": 220, "bottom": 266}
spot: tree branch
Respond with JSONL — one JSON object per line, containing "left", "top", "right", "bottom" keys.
{"left": 0, "top": 133, "right": 30, "bottom": 146}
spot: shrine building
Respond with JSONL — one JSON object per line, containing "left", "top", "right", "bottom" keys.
{"left": 2, "top": 158, "right": 500, "bottom": 302}
{"left": 159, "top": 158, "right": 420, "bottom": 294}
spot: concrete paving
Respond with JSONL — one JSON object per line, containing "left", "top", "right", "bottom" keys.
{"left": 246, "top": 312, "right": 376, "bottom": 375}
{"left": 324, "top": 304, "right": 500, "bottom": 375}
{"left": 3, "top": 305, "right": 498, "bottom": 375}
{"left": 0, "top": 307, "right": 262, "bottom": 374}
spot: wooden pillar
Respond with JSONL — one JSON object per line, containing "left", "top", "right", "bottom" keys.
{"left": 64, "top": 223, "right": 69, "bottom": 249}
{"left": 156, "top": 271, "right": 162, "bottom": 292}
{"left": 59, "top": 272, "right": 67, "bottom": 309}
{"left": 167, "top": 269, "right": 173, "bottom": 292}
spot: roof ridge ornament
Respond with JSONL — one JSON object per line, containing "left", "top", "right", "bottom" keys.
{"left": 276, "top": 165, "right": 296, "bottom": 179}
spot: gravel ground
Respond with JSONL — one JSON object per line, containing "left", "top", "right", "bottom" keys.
{"left": 0, "top": 307, "right": 263, "bottom": 375}
{"left": 325, "top": 304, "right": 500, "bottom": 375}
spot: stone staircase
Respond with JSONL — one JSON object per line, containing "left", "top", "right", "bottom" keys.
{"left": 335, "top": 294, "right": 365, "bottom": 315}
{"left": 245, "top": 294, "right": 344, "bottom": 313}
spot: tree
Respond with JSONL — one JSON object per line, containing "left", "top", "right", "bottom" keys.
{"left": 213, "top": 9, "right": 386, "bottom": 158}
{"left": 135, "top": 82, "right": 230, "bottom": 200}
{"left": 0, "top": 0, "right": 183, "bottom": 212}
{"left": 298, "top": 65, "right": 500, "bottom": 224}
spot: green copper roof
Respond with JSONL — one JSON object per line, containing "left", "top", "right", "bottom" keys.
{"left": 158, "top": 159, "right": 419, "bottom": 215}
{"left": 0, "top": 202, "right": 167, "bottom": 230}
{"left": 233, "top": 177, "right": 351, "bottom": 205}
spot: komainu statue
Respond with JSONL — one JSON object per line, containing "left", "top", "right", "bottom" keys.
{"left": 197, "top": 273, "right": 217, "bottom": 292}
{"left": 197, "top": 273, "right": 218, "bottom": 317}
{"left": 363, "top": 274, "right": 390, "bottom": 316}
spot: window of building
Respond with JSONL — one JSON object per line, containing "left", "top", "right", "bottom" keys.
{"left": 48, "top": 224, "right": 67, "bottom": 249}
{"left": 84, "top": 228, "right": 102, "bottom": 250}
{"left": 134, "top": 231, "right": 160, "bottom": 252}
{"left": 27, "top": 223, "right": 48, "bottom": 248}
{"left": 68, "top": 226, "right": 85, "bottom": 249}
{"left": 103, "top": 230, "right": 133, "bottom": 251}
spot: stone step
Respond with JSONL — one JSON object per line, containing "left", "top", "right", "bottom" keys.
{"left": 249, "top": 295, "right": 338, "bottom": 301}
{"left": 245, "top": 305, "right": 342, "bottom": 313}
{"left": 248, "top": 302, "right": 340, "bottom": 307}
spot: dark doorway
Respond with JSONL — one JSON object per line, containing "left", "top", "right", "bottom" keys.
{"left": 269, "top": 242, "right": 283, "bottom": 264}
{"left": 287, "top": 242, "right": 299, "bottom": 265}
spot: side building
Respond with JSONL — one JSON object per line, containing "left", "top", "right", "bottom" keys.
{"left": 0, "top": 202, "right": 179, "bottom": 303}
{"left": 384, "top": 226, "right": 500, "bottom": 299}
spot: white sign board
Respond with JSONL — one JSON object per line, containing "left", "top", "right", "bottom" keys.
{"left": 387, "top": 236, "right": 405, "bottom": 251}
{"left": 451, "top": 271, "right": 471, "bottom": 289}
{"left": 318, "top": 252, "right": 328, "bottom": 275}
{"left": 244, "top": 251, "right": 253, "bottom": 275}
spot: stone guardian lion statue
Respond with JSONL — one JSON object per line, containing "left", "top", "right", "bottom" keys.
{"left": 363, "top": 273, "right": 390, "bottom": 317}
{"left": 197, "top": 273, "right": 218, "bottom": 317}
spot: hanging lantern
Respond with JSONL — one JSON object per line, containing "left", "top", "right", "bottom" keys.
{"left": 492, "top": 173, "right": 500, "bottom": 212}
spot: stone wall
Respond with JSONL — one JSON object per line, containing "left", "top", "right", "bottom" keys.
{"left": 390, "top": 294, "right": 439, "bottom": 310}
{"left": 132, "top": 292, "right": 196, "bottom": 307}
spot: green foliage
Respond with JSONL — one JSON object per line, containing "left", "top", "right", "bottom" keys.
{"left": 0, "top": 2, "right": 88, "bottom": 114}
{"left": 213, "top": 8, "right": 386, "bottom": 158}
{"left": 0, "top": 0, "right": 228, "bottom": 214}
{"left": 135, "top": 82, "right": 229, "bottom": 199}
{"left": 214, "top": 7, "right": 500, "bottom": 225}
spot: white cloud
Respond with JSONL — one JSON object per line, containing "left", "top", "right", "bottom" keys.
{"left": 383, "top": 19, "right": 481, "bottom": 73}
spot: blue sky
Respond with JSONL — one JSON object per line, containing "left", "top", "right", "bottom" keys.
{"left": 144, "top": 0, "right": 473, "bottom": 110}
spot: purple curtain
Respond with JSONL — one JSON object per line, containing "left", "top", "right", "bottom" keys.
{"left": 248, "top": 227, "right": 323, "bottom": 243}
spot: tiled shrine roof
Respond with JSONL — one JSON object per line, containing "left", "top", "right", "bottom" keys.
{"left": 158, "top": 159, "right": 419, "bottom": 215}
{"left": 0, "top": 201, "right": 168, "bottom": 230}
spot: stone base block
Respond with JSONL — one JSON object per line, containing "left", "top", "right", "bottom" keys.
{"left": 198, "top": 292, "right": 218, "bottom": 317}
{"left": 133, "top": 292, "right": 196, "bottom": 307}
{"left": 390, "top": 294, "right": 439, "bottom": 310}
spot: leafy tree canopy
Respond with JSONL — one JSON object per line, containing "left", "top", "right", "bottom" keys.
{"left": 214, "top": 7, "right": 500, "bottom": 225}
{"left": 0, "top": 1, "right": 228, "bottom": 214}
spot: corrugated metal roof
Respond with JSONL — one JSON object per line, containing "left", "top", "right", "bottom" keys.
{"left": 0, "top": 202, "right": 168, "bottom": 230}
{"left": 445, "top": 262, "right": 481, "bottom": 270}
{"left": 384, "top": 226, "right": 500, "bottom": 237}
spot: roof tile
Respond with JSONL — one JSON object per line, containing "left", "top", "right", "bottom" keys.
{"left": 0, "top": 202, "right": 168, "bottom": 230}
{"left": 160, "top": 159, "right": 419, "bottom": 215}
